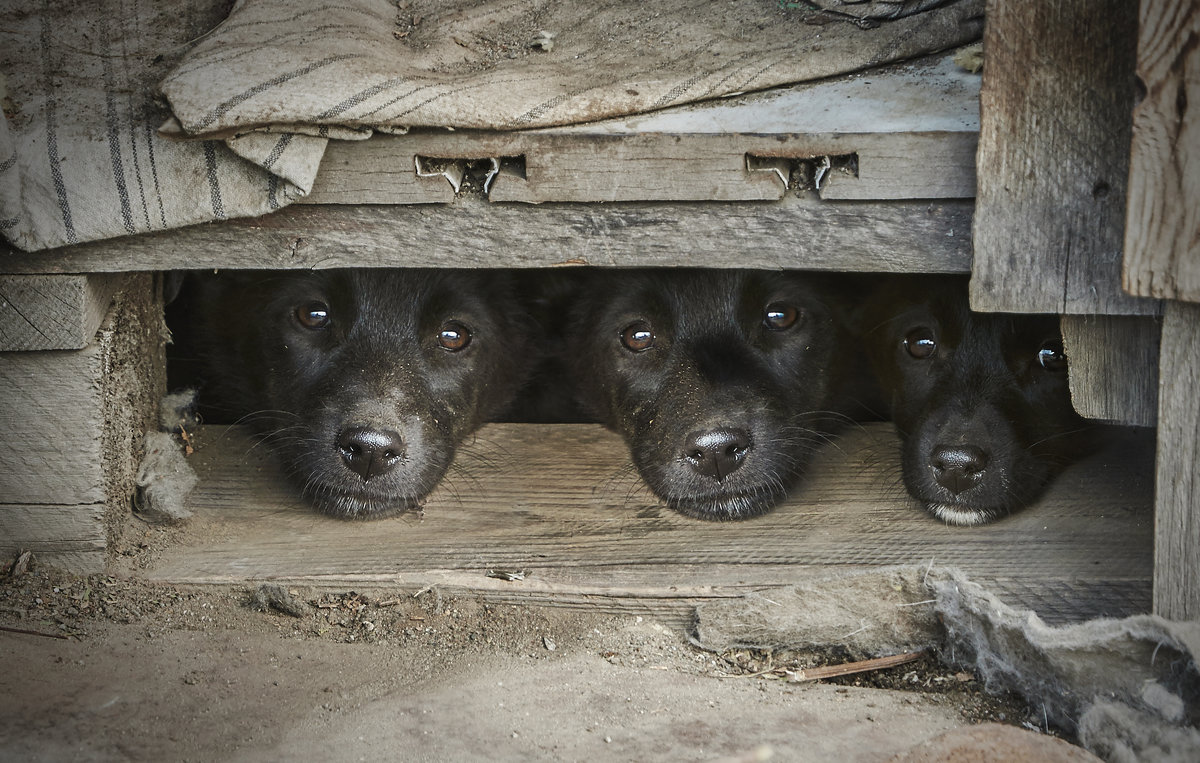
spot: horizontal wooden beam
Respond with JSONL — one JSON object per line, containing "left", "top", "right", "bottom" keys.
{"left": 305, "top": 131, "right": 977, "bottom": 206}
{"left": 0, "top": 196, "right": 974, "bottom": 275}
{"left": 0, "top": 274, "right": 123, "bottom": 351}
{"left": 0, "top": 504, "right": 106, "bottom": 574}
{"left": 0, "top": 345, "right": 109, "bottom": 505}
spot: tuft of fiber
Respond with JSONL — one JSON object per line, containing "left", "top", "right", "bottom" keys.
{"left": 250, "top": 583, "right": 307, "bottom": 618}
{"left": 158, "top": 389, "right": 198, "bottom": 434}
{"left": 693, "top": 567, "right": 941, "bottom": 658}
{"left": 134, "top": 431, "right": 198, "bottom": 521}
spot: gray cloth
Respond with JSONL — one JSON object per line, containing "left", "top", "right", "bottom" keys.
{"left": 0, "top": 0, "right": 321, "bottom": 254}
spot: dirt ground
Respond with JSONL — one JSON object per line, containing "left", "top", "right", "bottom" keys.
{"left": 0, "top": 553, "right": 1095, "bottom": 762}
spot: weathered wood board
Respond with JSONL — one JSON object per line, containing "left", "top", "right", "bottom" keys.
{"left": 147, "top": 422, "right": 1155, "bottom": 625}
{"left": 971, "top": 0, "right": 1156, "bottom": 316}
{"left": 1124, "top": 0, "right": 1200, "bottom": 303}
{"left": 1154, "top": 300, "right": 1200, "bottom": 620}
{"left": 0, "top": 274, "right": 122, "bottom": 351}
{"left": 1062, "top": 315, "right": 1161, "bottom": 426}
{"left": 0, "top": 346, "right": 109, "bottom": 506}
{"left": 0, "top": 196, "right": 974, "bottom": 275}
{"left": 305, "top": 52, "right": 979, "bottom": 206}
{"left": 0, "top": 274, "right": 165, "bottom": 573}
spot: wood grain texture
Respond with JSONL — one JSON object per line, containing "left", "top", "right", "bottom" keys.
{"left": 1153, "top": 300, "right": 1200, "bottom": 620}
{"left": 0, "top": 504, "right": 106, "bottom": 574}
{"left": 0, "top": 196, "right": 974, "bottom": 275}
{"left": 0, "top": 346, "right": 107, "bottom": 505}
{"left": 971, "top": 0, "right": 1155, "bottom": 315}
{"left": 305, "top": 131, "right": 976, "bottom": 205}
{"left": 0, "top": 274, "right": 122, "bottom": 351}
{"left": 818, "top": 133, "right": 977, "bottom": 201}
{"left": 0, "top": 274, "right": 164, "bottom": 574}
{"left": 147, "top": 422, "right": 1155, "bottom": 624}
{"left": 1124, "top": 0, "right": 1200, "bottom": 303}
{"left": 1062, "top": 314, "right": 1161, "bottom": 426}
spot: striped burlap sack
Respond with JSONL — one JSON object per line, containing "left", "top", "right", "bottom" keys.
{"left": 0, "top": 0, "right": 325, "bottom": 253}
{"left": 1, "top": 0, "right": 981, "bottom": 253}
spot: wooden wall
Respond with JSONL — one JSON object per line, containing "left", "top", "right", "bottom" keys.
{"left": 0, "top": 275, "right": 165, "bottom": 573}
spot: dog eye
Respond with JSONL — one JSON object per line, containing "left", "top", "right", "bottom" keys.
{"left": 296, "top": 301, "right": 331, "bottom": 330}
{"left": 763, "top": 303, "right": 800, "bottom": 331}
{"left": 620, "top": 321, "right": 655, "bottom": 352}
{"left": 1038, "top": 340, "right": 1067, "bottom": 372}
{"left": 903, "top": 327, "right": 937, "bottom": 359}
{"left": 437, "top": 321, "right": 472, "bottom": 352}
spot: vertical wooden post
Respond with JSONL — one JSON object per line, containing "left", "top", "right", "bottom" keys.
{"left": 1061, "top": 315, "right": 1160, "bottom": 427}
{"left": 1122, "top": 0, "right": 1200, "bottom": 619}
{"left": 971, "top": 0, "right": 1154, "bottom": 316}
{"left": 1154, "top": 301, "right": 1200, "bottom": 620}
{"left": 1124, "top": 0, "right": 1200, "bottom": 303}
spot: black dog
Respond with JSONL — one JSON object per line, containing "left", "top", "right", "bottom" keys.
{"left": 561, "top": 269, "right": 851, "bottom": 520}
{"left": 183, "top": 269, "right": 533, "bottom": 519}
{"left": 859, "top": 275, "right": 1094, "bottom": 525}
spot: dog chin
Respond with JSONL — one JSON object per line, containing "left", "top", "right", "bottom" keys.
{"left": 923, "top": 501, "right": 1005, "bottom": 527}
{"left": 303, "top": 484, "right": 426, "bottom": 520}
{"left": 664, "top": 490, "right": 781, "bottom": 521}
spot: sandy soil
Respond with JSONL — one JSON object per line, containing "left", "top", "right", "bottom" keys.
{"left": 0, "top": 557, "right": 1087, "bottom": 762}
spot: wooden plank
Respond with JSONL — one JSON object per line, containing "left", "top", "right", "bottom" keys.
{"left": 0, "top": 196, "right": 974, "bottom": 275}
{"left": 303, "top": 51, "right": 979, "bottom": 206}
{"left": 146, "top": 422, "right": 1155, "bottom": 624}
{"left": 0, "top": 274, "right": 122, "bottom": 351}
{"left": 971, "top": 0, "right": 1155, "bottom": 315}
{"left": 0, "top": 273, "right": 165, "bottom": 574}
{"left": 0, "top": 504, "right": 106, "bottom": 574}
{"left": 1123, "top": 0, "right": 1200, "bottom": 303}
{"left": 307, "top": 131, "right": 976, "bottom": 206}
{"left": 1061, "top": 315, "right": 1161, "bottom": 426}
{"left": 1153, "top": 300, "right": 1200, "bottom": 620}
{"left": 485, "top": 135, "right": 787, "bottom": 204}
{"left": 818, "top": 133, "right": 977, "bottom": 201}
{"left": 0, "top": 346, "right": 107, "bottom": 505}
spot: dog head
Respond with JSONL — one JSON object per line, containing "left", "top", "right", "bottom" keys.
{"left": 192, "top": 268, "right": 533, "bottom": 518}
{"left": 564, "top": 269, "right": 847, "bottom": 520}
{"left": 861, "top": 276, "right": 1091, "bottom": 525}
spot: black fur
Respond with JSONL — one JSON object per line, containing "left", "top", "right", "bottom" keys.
{"left": 561, "top": 269, "right": 851, "bottom": 520}
{"left": 183, "top": 269, "right": 533, "bottom": 519}
{"left": 859, "top": 275, "right": 1094, "bottom": 525}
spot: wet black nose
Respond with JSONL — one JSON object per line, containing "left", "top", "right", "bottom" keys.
{"left": 337, "top": 427, "right": 405, "bottom": 481}
{"left": 931, "top": 444, "right": 988, "bottom": 495}
{"left": 684, "top": 428, "right": 751, "bottom": 481}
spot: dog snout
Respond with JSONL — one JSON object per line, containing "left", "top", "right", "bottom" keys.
{"left": 930, "top": 444, "right": 988, "bottom": 495}
{"left": 683, "top": 427, "right": 751, "bottom": 482}
{"left": 337, "top": 426, "right": 406, "bottom": 481}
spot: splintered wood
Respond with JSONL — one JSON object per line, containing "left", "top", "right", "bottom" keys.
{"left": 146, "top": 423, "right": 1155, "bottom": 625}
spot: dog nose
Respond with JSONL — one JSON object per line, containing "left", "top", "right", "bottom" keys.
{"left": 337, "top": 427, "right": 405, "bottom": 481}
{"left": 931, "top": 444, "right": 988, "bottom": 494}
{"left": 684, "top": 427, "right": 751, "bottom": 481}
